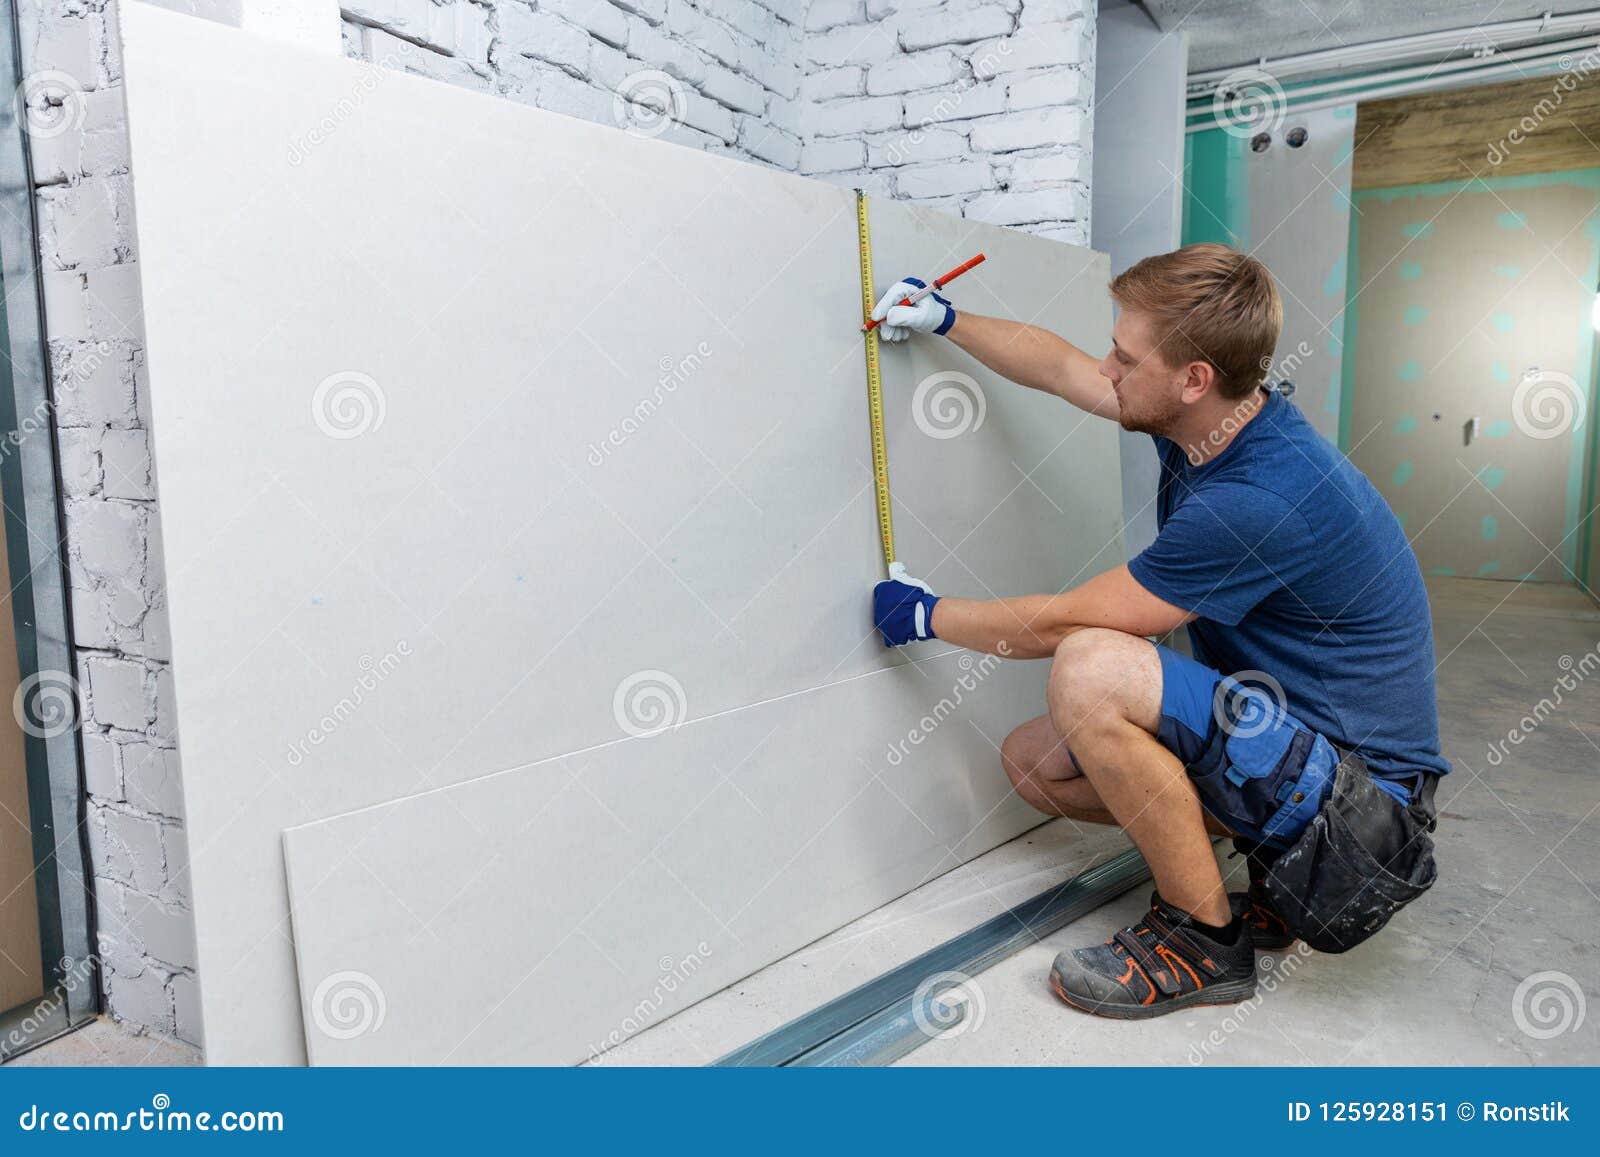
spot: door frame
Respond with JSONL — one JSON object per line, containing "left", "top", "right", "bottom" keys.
{"left": 0, "top": 0, "right": 99, "bottom": 1060}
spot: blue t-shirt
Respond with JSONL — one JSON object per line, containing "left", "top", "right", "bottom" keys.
{"left": 1128, "top": 387, "right": 1450, "bottom": 787}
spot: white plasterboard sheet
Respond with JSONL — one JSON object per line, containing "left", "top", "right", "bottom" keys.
{"left": 120, "top": 2, "right": 1118, "bottom": 1063}
{"left": 283, "top": 650, "right": 1051, "bottom": 1064}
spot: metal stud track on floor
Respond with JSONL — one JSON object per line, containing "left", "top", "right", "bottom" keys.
{"left": 712, "top": 846, "right": 1152, "bottom": 1067}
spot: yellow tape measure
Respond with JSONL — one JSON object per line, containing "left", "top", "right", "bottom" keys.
{"left": 856, "top": 190, "right": 896, "bottom": 570}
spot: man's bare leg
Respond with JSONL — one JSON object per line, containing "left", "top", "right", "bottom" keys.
{"left": 999, "top": 628, "right": 1230, "bottom": 925}
{"left": 1000, "top": 716, "right": 1232, "bottom": 836}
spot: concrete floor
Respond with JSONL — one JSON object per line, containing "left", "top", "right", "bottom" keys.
{"left": 10, "top": 577, "right": 1597, "bottom": 1067}
{"left": 3, "top": 1017, "right": 200, "bottom": 1067}
{"left": 602, "top": 577, "right": 1600, "bottom": 1066}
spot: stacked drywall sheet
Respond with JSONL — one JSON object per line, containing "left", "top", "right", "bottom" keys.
{"left": 120, "top": 2, "right": 1121, "bottom": 1064}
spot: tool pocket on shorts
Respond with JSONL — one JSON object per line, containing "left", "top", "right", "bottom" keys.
{"left": 1185, "top": 677, "right": 1338, "bottom": 846}
{"left": 1263, "top": 752, "right": 1438, "bottom": 953}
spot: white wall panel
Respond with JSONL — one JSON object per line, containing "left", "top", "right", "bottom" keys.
{"left": 285, "top": 651, "right": 1050, "bottom": 1064}
{"left": 120, "top": 2, "right": 1119, "bottom": 1063}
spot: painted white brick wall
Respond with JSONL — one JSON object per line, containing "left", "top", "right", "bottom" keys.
{"left": 12, "top": 0, "right": 1094, "bottom": 1049}
{"left": 14, "top": 0, "right": 202, "bottom": 1050}
{"left": 340, "top": 1, "right": 807, "bottom": 170}
{"left": 799, "top": 0, "right": 1094, "bottom": 244}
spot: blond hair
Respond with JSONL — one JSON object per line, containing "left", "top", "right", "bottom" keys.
{"left": 1109, "top": 243, "right": 1283, "bottom": 400}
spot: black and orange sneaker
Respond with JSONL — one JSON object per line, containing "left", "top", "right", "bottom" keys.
{"left": 1231, "top": 885, "right": 1296, "bottom": 951}
{"left": 1048, "top": 892, "right": 1256, "bottom": 1019}
{"left": 1232, "top": 842, "right": 1297, "bottom": 951}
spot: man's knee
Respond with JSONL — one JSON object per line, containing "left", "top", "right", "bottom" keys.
{"left": 1048, "top": 627, "right": 1149, "bottom": 733}
{"left": 999, "top": 726, "right": 1034, "bottom": 788}
{"left": 999, "top": 735, "right": 1063, "bottom": 815}
{"left": 1000, "top": 729, "right": 1067, "bottom": 812}
{"left": 999, "top": 719, "right": 1074, "bottom": 815}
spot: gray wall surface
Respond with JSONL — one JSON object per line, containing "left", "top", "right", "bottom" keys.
{"left": 1243, "top": 104, "right": 1356, "bottom": 442}
{"left": 1090, "top": 0, "right": 1185, "bottom": 557}
{"left": 1184, "top": 106, "right": 1357, "bottom": 444}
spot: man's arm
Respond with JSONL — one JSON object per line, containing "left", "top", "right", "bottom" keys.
{"left": 945, "top": 313, "right": 1120, "bottom": 419}
{"left": 929, "top": 565, "right": 1193, "bottom": 658}
{"left": 868, "top": 278, "right": 1118, "bottom": 418}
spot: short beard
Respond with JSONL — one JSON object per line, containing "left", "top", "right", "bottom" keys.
{"left": 1117, "top": 394, "right": 1183, "bottom": 438}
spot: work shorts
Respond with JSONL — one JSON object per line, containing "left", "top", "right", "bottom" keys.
{"left": 1147, "top": 644, "right": 1411, "bottom": 849}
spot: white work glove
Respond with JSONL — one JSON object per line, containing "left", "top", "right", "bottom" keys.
{"left": 870, "top": 276, "right": 956, "bottom": 343}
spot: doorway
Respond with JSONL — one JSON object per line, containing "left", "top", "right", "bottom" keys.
{"left": 1184, "top": 70, "right": 1600, "bottom": 598}
{"left": 1342, "top": 77, "right": 1600, "bottom": 588}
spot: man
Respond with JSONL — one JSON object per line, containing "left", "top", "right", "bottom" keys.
{"left": 869, "top": 243, "right": 1448, "bottom": 1019}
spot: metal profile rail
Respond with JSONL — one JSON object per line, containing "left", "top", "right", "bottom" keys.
{"left": 1185, "top": 8, "right": 1600, "bottom": 88}
{"left": 1184, "top": 45, "right": 1592, "bottom": 132}
{"left": 1185, "top": 33, "right": 1600, "bottom": 121}
{"left": 712, "top": 846, "right": 1152, "bottom": 1067}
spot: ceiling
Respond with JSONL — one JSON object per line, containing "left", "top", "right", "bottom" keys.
{"left": 1140, "top": 0, "right": 1600, "bottom": 72}
{"left": 1353, "top": 72, "right": 1600, "bottom": 187}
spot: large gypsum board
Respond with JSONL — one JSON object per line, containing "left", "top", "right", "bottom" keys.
{"left": 123, "top": 3, "right": 1118, "bottom": 1063}
{"left": 714, "top": 847, "right": 1151, "bottom": 1067}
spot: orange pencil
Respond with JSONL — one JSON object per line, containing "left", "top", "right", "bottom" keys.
{"left": 863, "top": 253, "right": 986, "bottom": 332}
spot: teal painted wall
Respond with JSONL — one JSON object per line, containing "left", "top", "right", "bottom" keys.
{"left": 1182, "top": 128, "right": 1249, "bottom": 247}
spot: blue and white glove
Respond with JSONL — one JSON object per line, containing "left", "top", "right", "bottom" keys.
{"left": 872, "top": 562, "right": 941, "bottom": 647}
{"left": 870, "top": 276, "right": 956, "bottom": 343}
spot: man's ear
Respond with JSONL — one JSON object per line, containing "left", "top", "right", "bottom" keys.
{"left": 1179, "top": 359, "right": 1218, "bottom": 403}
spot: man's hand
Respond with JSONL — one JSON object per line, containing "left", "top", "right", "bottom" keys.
{"left": 870, "top": 277, "right": 955, "bottom": 342}
{"left": 872, "top": 562, "right": 941, "bottom": 646}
